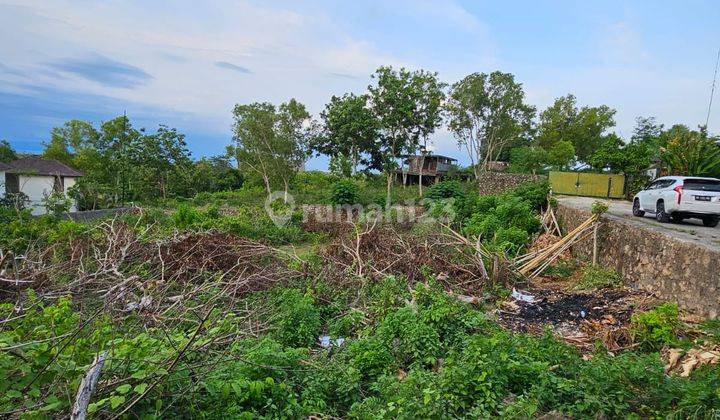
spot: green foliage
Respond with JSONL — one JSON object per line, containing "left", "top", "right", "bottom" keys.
{"left": 424, "top": 180, "right": 465, "bottom": 202}
{"left": 313, "top": 93, "right": 380, "bottom": 174}
{"left": 445, "top": 71, "right": 535, "bottom": 176}
{"left": 631, "top": 303, "right": 680, "bottom": 350}
{"left": 42, "top": 190, "right": 72, "bottom": 216}
{"left": 369, "top": 65, "right": 445, "bottom": 206}
{"left": 509, "top": 145, "right": 548, "bottom": 175}
{"left": 231, "top": 99, "right": 313, "bottom": 198}
{"left": 272, "top": 289, "right": 322, "bottom": 348}
{"left": 330, "top": 179, "right": 360, "bottom": 205}
{"left": 661, "top": 130, "right": 720, "bottom": 177}
{"left": 0, "top": 139, "right": 17, "bottom": 163}
{"left": 462, "top": 194, "right": 540, "bottom": 253}
{"left": 591, "top": 200, "right": 609, "bottom": 215}
{"left": 536, "top": 94, "right": 616, "bottom": 162}
{"left": 573, "top": 265, "right": 622, "bottom": 290}
{"left": 547, "top": 140, "right": 575, "bottom": 170}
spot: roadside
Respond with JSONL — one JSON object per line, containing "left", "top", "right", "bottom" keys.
{"left": 557, "top": 195, "right": 720, "bottom": 252}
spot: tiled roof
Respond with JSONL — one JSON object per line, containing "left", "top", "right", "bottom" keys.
{"left": 7, "top": 157, "right": 84, "bottom": 177}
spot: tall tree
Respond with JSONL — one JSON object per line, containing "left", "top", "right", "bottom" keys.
{"left": 0, "top": 140, "right": 17, "bottom": 163}
{"left": 230, "top": 99, "right": 312, "bottom": 201}
{"left": 368, "top": 66, "right": 445, "bottom": 206}
{"left": 536, "top": 94, "right": 616, "bottom": 162}
{"left": 445, "top": 71, "right": 535, "bottom": 182}
{"left": 313, "top": 93, "right": 379, "bottom": 175}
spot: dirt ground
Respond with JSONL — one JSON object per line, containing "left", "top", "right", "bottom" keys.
{"left": 497, "top": 276, "right": 659, "bottom": 352}
{"left": 557, "top": 196, "right": 720, "bottom": 251}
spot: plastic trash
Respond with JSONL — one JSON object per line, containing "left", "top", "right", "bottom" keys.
{"left": 511, "top": 288, "right": 535, "bottom": 303}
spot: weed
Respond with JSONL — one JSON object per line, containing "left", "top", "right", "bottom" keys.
{"left": 573, "top": 265, "right": 622, "bottom": 290}
{"left": 631, "top": 303, "right": 680, "bottom": 350}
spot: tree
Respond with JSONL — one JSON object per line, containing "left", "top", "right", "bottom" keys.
{"left": 660, "top": 130, "right": 720, "bottom": 177}
{"left": 547, "top": 140, "right": 575, "bottom": 170}
{"left": 0, "top": 140, "right": 16, "bottom": 163}
{"left": 445, "top": 71, "right": 535, "bottom": 183}
{"left": 509, "top": 145, "right": 548, "bottom": 177}
{"left": 131, "top": 125, "right": 193, "bottom": 199}
{"left": 191, "top": 156, "right": 244, "bottom": 194}
{"left": 275, "top": 99, "right": 313, "bottom": 201}
{"left": 631, "top": 116, "right": 663, "bottom": 146}
{"left": 536, "top": 95, "right": 616, "bottom": 162}
{"left": 313, "top": 93, "right": 379, "bottom": 175}
{"left": 230, "top": 99, "right": 312, "bottom": 201}
{"left": 368, "top": 66, "right": 445, "bottom": 206}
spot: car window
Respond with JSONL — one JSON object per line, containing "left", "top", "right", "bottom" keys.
{"left": 647, "top": 180, "right": 664, "bottom": 190}
{"left": 659, "top": 180, "right": 676, "bottom": 188}
{"left": 683, "top": 179, "right": 720, "bottom": 192}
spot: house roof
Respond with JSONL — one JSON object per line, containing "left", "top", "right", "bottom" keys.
{"left": 7, "top": 157, "right": 84, "bottom": 177}
{"left": 0, "top": 162, "right": 11, "bottom": 171}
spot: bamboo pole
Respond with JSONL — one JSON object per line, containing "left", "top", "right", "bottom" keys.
{"left": 517, "top": 214, "right": 597, "bottom": 276}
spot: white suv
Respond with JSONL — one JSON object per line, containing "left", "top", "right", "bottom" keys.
{"left": 632, "top": 176, "right": 720, "bottom": 227}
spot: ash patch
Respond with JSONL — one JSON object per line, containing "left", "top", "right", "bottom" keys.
{"left": 497, "top": 287, "right": 655, "bottom": 349}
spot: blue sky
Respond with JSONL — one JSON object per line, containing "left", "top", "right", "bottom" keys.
{"left": 1, "top": 0, "right": 719, "bottom": 169}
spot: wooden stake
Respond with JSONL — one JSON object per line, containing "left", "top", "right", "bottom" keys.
{"left": 592, "top": 223, "right": 598, "bottom": 265}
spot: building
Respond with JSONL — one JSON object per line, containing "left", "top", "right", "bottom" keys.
{"left": 1, "top": 157, "right": 83, "bottom": 215}
{"left": 395, "top": 154, "right": 458, "bottom": 185}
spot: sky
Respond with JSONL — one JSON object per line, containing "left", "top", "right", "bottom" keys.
{"left": 1, "top": 0, "right": 719, "bottom": 169}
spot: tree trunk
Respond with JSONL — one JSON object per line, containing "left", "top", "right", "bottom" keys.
{"left": 386, "top": 172, "right": 393, "bottom": 208}
{"left": 418, "top": 154, "right": 425, "bottom": 196}
{"left": 262, "top": 174, "right": 271, "bottom": 196}
{"left": 283, "top": 179, "right": 289, "bottom": 204}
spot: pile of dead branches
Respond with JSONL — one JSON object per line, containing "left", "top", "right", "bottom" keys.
{"left": 320, "top": 220, "right": 504, "bottom": 296}
{"left": 1, "top": 217, "right": 302, "bottom": 320}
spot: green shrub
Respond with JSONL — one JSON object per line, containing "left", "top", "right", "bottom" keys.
{"left": 171, "top": 203, "right": 200, "bottom": 229}
{"left": 330, "top": 179, "right": 360, "bottom": 205}
{"left": 631, "top": 303, "right": 680, "bottom": 350}
{"left": 462, "top": 195, "right": 540, "bottom": 253}
{"left": 425, "top": 180, "right": 465, "bottom": 202}
{"left": 273, "top": 289, "right": 322, "bottom": 348}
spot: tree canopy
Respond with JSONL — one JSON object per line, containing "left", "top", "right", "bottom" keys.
{"left": 368, "top": 66, "right": 445, "bottom": 206}
{"left": 445, "top": 71, "right": 535, "bottom": 179}
{"left": 536, "top": 94, "right": 616, "bottom": 163}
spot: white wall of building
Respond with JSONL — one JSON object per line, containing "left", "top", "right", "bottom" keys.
{"left": 18, "top": 175, "right": 78, "bottom": 215}
{"left": 0, "top": 171, "right": 5, "bottom": 192}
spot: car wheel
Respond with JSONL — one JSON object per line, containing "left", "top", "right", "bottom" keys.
{"left": 702, "top": 216, "right": 719, "bottom": 227}
{"left": 655, "top": 201, "right": 671, "bottom": 223}
{"left": 632, "top": 199, "right": 645, "bottom": 217}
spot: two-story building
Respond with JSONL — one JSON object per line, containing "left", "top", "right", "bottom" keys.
{"left": 395, "top": 154, "right": 457, "bottom": 185}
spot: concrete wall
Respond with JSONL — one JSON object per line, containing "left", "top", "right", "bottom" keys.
{"left": 18, "top": 175, "right": 78, "bottom": 215}
{"left": 556, "top": 203, "right": 720, "bottom": 318}
{"left": 0, "top": 171, "right": 5, "bottom": 192}
{"left": 477, "top": 173, "right": 543, "bottom": 195}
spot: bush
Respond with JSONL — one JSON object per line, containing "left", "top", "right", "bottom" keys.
{"left": 631, "top": 303, "right": 680, "bottom": 350}
{"left": 330, "top": 179, "right": 360, "bottom": 205}
{"left": 273, "top": 289, "right": 322, "bottom": 348}
{"left": 425, "top": 180, "right": 465, "bottom": 202}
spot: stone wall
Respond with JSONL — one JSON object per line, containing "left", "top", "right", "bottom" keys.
{"left": 477, "top": 173, "right": 544, "bottom": 195}
{"left": 556, "top": 203, "right": 720, "bottom": 318}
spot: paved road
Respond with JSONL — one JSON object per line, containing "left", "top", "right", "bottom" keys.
{"left": 557, "top": 195, "right": 720, "bottom": 251}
